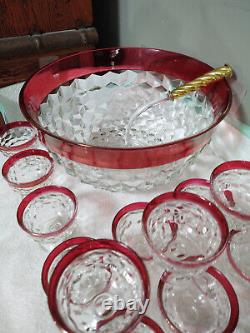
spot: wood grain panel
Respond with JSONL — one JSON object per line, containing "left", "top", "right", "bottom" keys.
{"left": 0, "top": 57, "right": 39, "bottom": 87}
{"left": 0, "top": 28, "right": 98, "bottom": 60}
{"left": 0, "top": 44, "right": 94, "bottom": 87}
{"left": 0, "top": 0, "right": 93, "bottom": 37}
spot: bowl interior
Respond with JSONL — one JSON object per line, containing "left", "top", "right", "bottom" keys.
{"left": 38, "top": 69, "right": 214, "bottom": 148}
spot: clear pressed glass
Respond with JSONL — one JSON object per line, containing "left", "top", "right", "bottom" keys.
{"left": 210, "top": 160, "right": 250, "bottom": 230}
{"left": 142, "top": 191, "right": 237, "bottom": 333}
{"left": 133, "top": 316, "right": 165, "bottom": 333}
{"left": 227, "top": 228, "right": 250, "bottom": 283}
{"left": 20, "top": 47, "right": 231, "bottom": 191}
{"left": 112, "top": 202, "right": 153, "bottom": 261}
{"left": 2, "top": 149, "right": 54, "bottom": 195}
{"left": 48, "top": 239, "right": 149, "bottom": 333}
{"left": 42, "top": 237, "right": 93, "bottom": 294}
{"left": 142, "top": 192, "right": 229, "bottom": 275}
{"left": 158, "top": 267, "right": 239, "bottom": 333}
{"left": 175, "top": 178, "right": 212, "bottom": 201}
{"left": 17, "top": 185, "right": 78, "bottom": 250}
{"left": 0, "top": 121, "right": 37, "bottom": 156}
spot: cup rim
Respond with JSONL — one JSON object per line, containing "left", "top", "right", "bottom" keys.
{"left": 41, "top": 236, "right": 93, "bottom": 294}
{"left": 0, "top": 121, "right": 37, "bottom": 152}
{"left": 210, "top": 160, "right": 250, "bottom": 221}
{"left": 140, "top": 316, "right": 165, "bottom": 333}
{"left": 157, "top": 266, "right": 239, "bottom": 333}
{"left": 175, "top": 178, "right": 210, "bottom": 193}
{"left": 47, "top": 239, "right": 150, "bottom": 333}
{"left": 112, "top": 202, "right": 152, "bottom": 261}
{"left": 112, "top": 202, "right": 148, "bottom": 240}
{"left": 227, "top": 229, "right": 250, "bottom": 282}
{"left": 142, "top": 191, "right": 229, "bottom": 269}
{"left": 17, "top": 185, "right": 78, "bottom": 238}
{"left": 2, "top": 148, "right": 54, "bottom": 188}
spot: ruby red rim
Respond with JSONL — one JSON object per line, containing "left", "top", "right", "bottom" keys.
{"left": 112, "top": 202, "right": 152, "bottom": 261}
{"left": 17, "top": 185, "right": 78, "bottom": 238}
{"left": 227, "top": 229, "right": 250, "bottom": 282}
{"left": 112, "top": 202, "right": 148, "bottom": 240}
{"left": 140, "top": 316, "right": 165, "bottom": 333}
{"left": 210, "top": 160, "right": 250, "bottom": 221}
{"left": 2, "top": 149, "right": 54, "bottom": 188}
{"left": 41, "top": 236, "right": 93, "bottom": 294}
{"left": 158, "top": 266, "right": 239, "bottom": 333}
{"left": 47, "top": 239, "right": 150, "bottom": 333}
{"left": 19, "top": 47, "right": 232, "bottom": 169}
{"left": 142, "top": 191, "right": 229, "bottom": 269}
{"left": 0, "top": 121, "right": 37, "bottom": 152}
{"left": 175, "top": 178, "right": 210, "bottom": 192}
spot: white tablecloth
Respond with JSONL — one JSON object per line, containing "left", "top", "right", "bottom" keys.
{"left": 0, "top": 120, "right": 250, "bottom": 333}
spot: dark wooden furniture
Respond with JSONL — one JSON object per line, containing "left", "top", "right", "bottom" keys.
{"left": 0, "top": 0, "right": 98, "bottom": 87}
{"left": 0, "top": 111, "right": 5, "bottom": 127}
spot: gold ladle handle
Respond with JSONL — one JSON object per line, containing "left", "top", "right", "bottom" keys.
{"left": 169, "top": 64, "right": 233, "bottom": 100}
